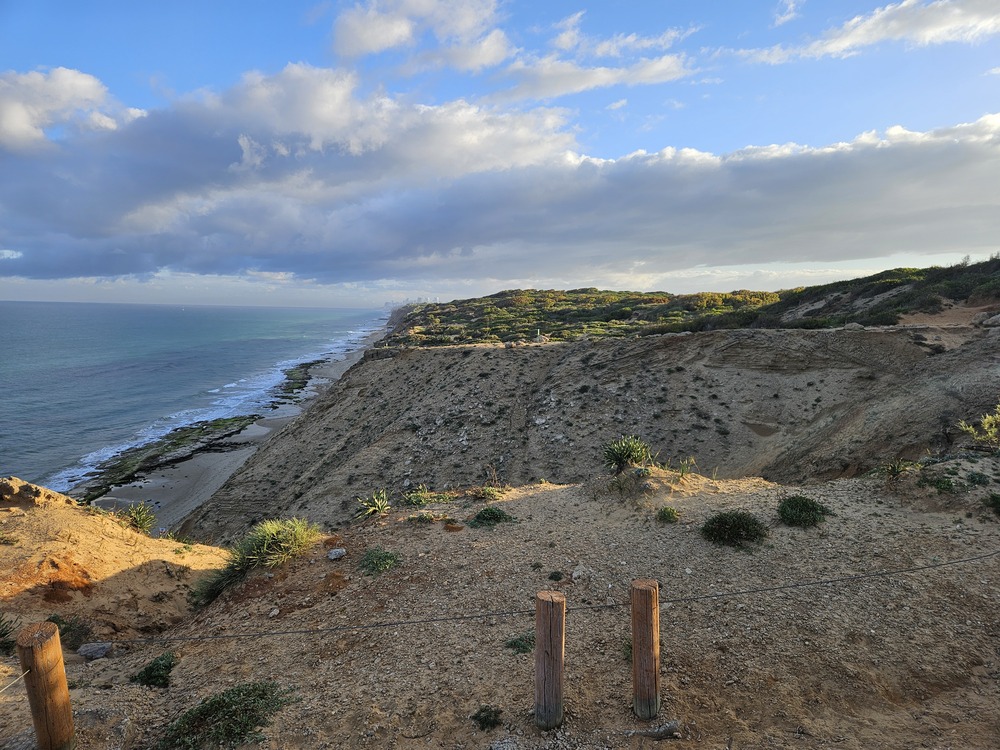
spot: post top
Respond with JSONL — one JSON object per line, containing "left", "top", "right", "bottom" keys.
{"left": 631, "top": 578, "right": 659, "bottom": 591}
{"left": 16, "top": 621, "right": 59, "bottom": 649}
{"left": 536, "top": 590, "right": 566, "bottom": 604}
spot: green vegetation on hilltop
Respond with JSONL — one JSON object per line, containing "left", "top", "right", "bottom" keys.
{"left": 383, "top": 257, "right": 1000, "bottom": 346}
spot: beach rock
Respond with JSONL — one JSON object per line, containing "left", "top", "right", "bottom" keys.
{"left": 77, "top": 642, "right": 114, "bottom": 661}
{"left": 327, "top": 548, "right": 347, "bottom": 560}
{"left": 981, "top": 314, "right": 1000, "bottom": 327}
{"left": 971, "top": 312, "right": 992, "bottom": 325}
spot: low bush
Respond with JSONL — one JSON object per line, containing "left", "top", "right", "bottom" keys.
{"left": 468, "top": 506, "right": 516, "bottom": 528}
{"left": 471, "top": 705, "right": 503, "bottom": 731}
{"left": 157, "top": 681, "right": 295, "bottom": 749}
{"left": 603, "top": 435, "right": 653, "bottom": 474}
{"left": 701, "top": 510, "right": 768, "bottom": 547}
{"left": 504, "top": 631, "right": 535, "bottom": 654}
{"left": 359, "top": 547, "right": 401, "bottom": 575}
{"left": 777, "top": 496, "right": 833, "bottom": 528}
{"left": 958, "top": 403, "right": 1000, "bottom": 451}
{"left": 193, "top": 518, "right": 320, "bottom": 605}
{"left": 131, "top": 652, "right": 177, "bottom": 688}
{"left": 465, "top": 485, "right": 506, "bottom": 502}
{"left": 985, "top": 493, "right": 1000, "bottom": 516}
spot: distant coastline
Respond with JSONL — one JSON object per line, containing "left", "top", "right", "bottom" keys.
{"left": 86, "top": 323, "right": 391, "bottom": 531}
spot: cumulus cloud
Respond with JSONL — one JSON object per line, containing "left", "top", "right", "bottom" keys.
{"left": 0, "top": 67, "right": 140, "bottom": 150}
{"left": 743, "top": 0, "right": 1000, "bottom": 63}
{"left": 2, "top": 60, "right": 997, "bottom": 292}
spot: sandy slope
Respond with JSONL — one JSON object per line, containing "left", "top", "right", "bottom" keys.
{"left": 182, "top": 323, "right": 1000, "bottom": 544}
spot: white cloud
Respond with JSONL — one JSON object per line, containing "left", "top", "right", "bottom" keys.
{"left": 0, "top": 249, "right": 23, "bottom": 260}
{"left": 333, "top": 4, "right": 414, "bottom": 56}
{"left": 333, "top": 0, "right": 501, "bottom": 58}
{"left": 497, "top": 53, "right": 691, "bottom": 101}
{"left": 988, "top": 66, "right": 1000, "bottom": 74}
{"left": 418, "top": 28, "right": 514, "bottom": 72}
{"left": 607, "top": 99, "right": 628, "bottom": 111}
{"left": 0, "top": 67, "right": 111, "bottom": 149}
{"left": 743, "top": 0, "right": 1000, "bottom": 63}
{"left": 773, "top": 1, "right": 803, "bottom": 27}
{"left": 551, "top": 10, "right": 694, "bottom": 57}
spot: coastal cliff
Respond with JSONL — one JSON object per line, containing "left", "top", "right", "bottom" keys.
{"left": 180, "top": 322, "right": 998, "bottom": 542}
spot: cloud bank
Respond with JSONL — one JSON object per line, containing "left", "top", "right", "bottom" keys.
{"left": 1, "top": 61, "right": 997, "bottom": 295}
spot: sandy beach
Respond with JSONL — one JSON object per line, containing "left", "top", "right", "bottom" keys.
{"left": 93, "top": 326, "right": 387, "bottom": 533}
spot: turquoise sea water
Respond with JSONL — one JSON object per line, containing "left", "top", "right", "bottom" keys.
{"left": 0, "top": 301, "right": 385, "bottom": 490}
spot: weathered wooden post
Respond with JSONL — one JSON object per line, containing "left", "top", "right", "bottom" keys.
{"left": 534, "top": 590, "right": 566, "bottom": 730}
{"left": 630, "top": 579, "right": 661, "bottom": 720}
{"left": 16, "top": 622, "right": 75, "bottom": 750}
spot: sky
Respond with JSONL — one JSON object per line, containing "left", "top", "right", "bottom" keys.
{"left": 0, "top": 0, "right": 999, "bottom": 308}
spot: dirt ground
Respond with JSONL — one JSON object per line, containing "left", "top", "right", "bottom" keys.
{"left": 3, "top": 458, "right": 1000, "bottom": 749}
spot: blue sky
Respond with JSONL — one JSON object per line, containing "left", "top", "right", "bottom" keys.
{"left": 1, "top": 1, "right": 998, "bottom": 307}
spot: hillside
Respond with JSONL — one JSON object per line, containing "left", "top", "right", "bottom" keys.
{"left": 181, "top": 319, "right": 998, "bottom": 544}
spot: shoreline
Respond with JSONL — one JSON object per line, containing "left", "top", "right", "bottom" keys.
{"left": 92, "top": 324, "right": 390, "bottom": 533}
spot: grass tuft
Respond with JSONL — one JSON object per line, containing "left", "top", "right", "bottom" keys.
{"left": 777, "top": 495, "right": 833, "bottom": 528}
{"left": 193, "top": 518, "right": 321, "bottom": 605}
{"left": 468, "top": 506, "right": 516, "bottom": 528}
{"left": 157, "top": 681, "right": 295, "bottom": 749}
{"left": 359, "top": 547, "right": 401, "bottom": 575}
{"left": 655, "top": 506, "right": 680, "bottom": 524}
{"left": 603, "top": 435, "right": 653, "bottom": 475}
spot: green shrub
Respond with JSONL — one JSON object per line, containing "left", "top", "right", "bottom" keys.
{"left": 120, "top": 501, "right": 157, "bottom": 535}
{"left": 359, "top": 547, "right": 401, "bottom": 575}
{"left": 656, "top": 506, "right": 680, "bottom": 524}
{"left": 193, "top": 518, "right": 320, "bottom": 605}
{"left": 468, "top": 506, "right": 516, "bottom": 528}
{"left": 603, "top": 435, "right": 653, "bottom": 474}
{"left": 777, "top": 496, "right": 832, "bottom": 528}
{"left": 355, "top": 489, "right": 392, "bottom": 519}
{"left": 548, "top": 570, "right": 563, "bottom": 581}
{"left": 985, "top": 493, "right": 1000, "bottom": 516}
{"left": 967, "top": 471, "right": 990, "bottom": 486}
{"left": 471, "top": 705, "right": 503, "bottom": 731}
{"left": 701, "top": 510, "right": 768, "bottom": 547}
{"left": 157, "top": 681, "right": 295, "bottom": 749}
{"left": 504, "top": 631, "right": 535, "bottom": 654}
{"left": 131, "top": 652, "right": 177, "bottom": 688}
{"left": 0, "top": 612, "right": 19, "bottom": 656}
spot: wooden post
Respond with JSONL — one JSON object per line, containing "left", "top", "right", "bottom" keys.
{"left": 534, "top": 590, "right": 566, "bottom": 730}
{"left": 630, "top": 579, "right": 661, "bottom": 720}
{"left": 16, "top": 622, "right": 75, "bottom": 750}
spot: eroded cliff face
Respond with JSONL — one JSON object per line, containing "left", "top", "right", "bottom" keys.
{"left": 181, "top": 325, "right": 999, "bottom": 542}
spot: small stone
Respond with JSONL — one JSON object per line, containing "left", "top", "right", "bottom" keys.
{"left": 77, "top": 642, "right": 113, "bottom": 661}
{"left": 268, "top": 608, "right": 280, "bottom": 618}
{"left": 327, "top": 548, "right": 347, "bottom": 560}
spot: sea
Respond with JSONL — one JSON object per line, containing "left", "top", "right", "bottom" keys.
{"left": 0, "top": 301, "right": 386, "bottom": 491}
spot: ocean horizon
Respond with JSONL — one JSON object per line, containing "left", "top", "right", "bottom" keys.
{"left": 0, "top": 300, "right": 386, "bottom": 491}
